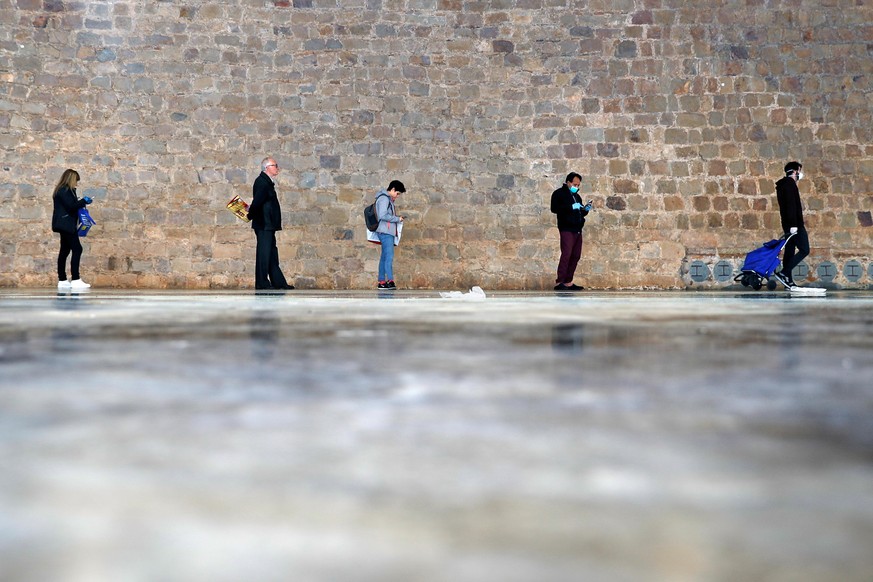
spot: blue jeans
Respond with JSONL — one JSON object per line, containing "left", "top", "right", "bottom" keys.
{"left": 378, "top": 233, "right": 395, "bottom": 281}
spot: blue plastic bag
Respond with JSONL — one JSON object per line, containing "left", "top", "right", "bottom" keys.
{"left": 77, "top": 207, "right": 96, "bottom": 237}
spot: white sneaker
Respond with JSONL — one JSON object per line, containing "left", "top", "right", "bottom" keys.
{"left": 57, "top": 280, "right": 71, "bottom": 290}
{"left": 70, "top": 279, "right": 91, "bottom": 290}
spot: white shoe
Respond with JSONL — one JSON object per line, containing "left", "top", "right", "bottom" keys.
{"left": 70, "top": 279, "right": 91, "bottom": 290}
{"left": 57, "top": 280, "right": 71, "bottom": 290}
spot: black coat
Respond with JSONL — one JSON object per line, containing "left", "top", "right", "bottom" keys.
{"left": 550, "top": 184, "right": 589, "bottom": 232}
{"left": 51, "top": 186, "right": 86, "bottom": 235}
{"left": 248, "top": 172, "right": 282, "bottom": 231}
{"left": 776, "top": 176, "right": 804, "bottom": 233}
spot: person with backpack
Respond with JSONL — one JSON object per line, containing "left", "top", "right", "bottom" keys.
{"left": 373, "top": 180, "right": 405, "bottom": 289}
{"left": 773, "top": 161, "right": 808, "bottom": 290}
{"left": 550, "top": 172, "right": 591, "bottom": 291}
{"left": 51, "top": 169, "right": 93, "bottom": 290}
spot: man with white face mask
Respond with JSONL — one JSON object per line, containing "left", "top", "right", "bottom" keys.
{"left": 773, "top": 161, "right": 808, "bottom": 289}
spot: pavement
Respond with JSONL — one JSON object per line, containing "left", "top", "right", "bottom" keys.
{"left": 1, "top": 288, "right": 872, "bottom": 582}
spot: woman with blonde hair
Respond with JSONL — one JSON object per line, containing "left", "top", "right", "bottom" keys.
{"left": 51, "top": 169, "right": 93, "bottom": 290}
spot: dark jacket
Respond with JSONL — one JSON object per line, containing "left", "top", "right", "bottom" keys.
{"left": 248, "top": 172, "right": 282, "bottom": 231}
{"left": 550, "top": 184, "right": 589, "bottom": 232}
{"left": 51, "top": 186, "right": 86, "bottom": 235}
{"left": 775, "top": 176, "right": 804, "bottom": 233}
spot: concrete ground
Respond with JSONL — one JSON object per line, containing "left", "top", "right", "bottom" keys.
{"left": 1, "top": 288, "right": 872, "bottom": 582}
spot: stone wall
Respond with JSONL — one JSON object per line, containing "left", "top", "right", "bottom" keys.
{"left": 1, "top": 0, "right": 871, "bottom": 289}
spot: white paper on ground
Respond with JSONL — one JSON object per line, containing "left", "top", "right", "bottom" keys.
{"left": 439, "top": 286, "right": 486, "bottom": 300}
{"left": 789, "top": 286, "right": 827, "bottom": 295}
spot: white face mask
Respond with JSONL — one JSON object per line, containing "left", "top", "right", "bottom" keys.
{"left": 796, "top": 171, "right": 804, "bottom": 180}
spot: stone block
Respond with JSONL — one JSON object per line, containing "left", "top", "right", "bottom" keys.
{"left": 713, "top": 197, "right": 729, "bottom": 212}
{"left": 606, "top": 196, "right": 627, "bottom": 211}
{"left": 424, "top": 206, "right": 451, "bottom": 226}
{"left": 737, "top": 179, "right": 757, "bottom": 195}
{"left": 663, "top": 196, "right": 684, "bottom": 212}
{"left": 770, "top": 108, "right": 787, "bottom": 124}
{"left": 610, "top": 160, "right": 628, "bottom": 175}
{"left": 664, "top": 129, "right": 687, "bottom": 144}
{"left": 597, "top": 143, "right": 620, "bottom": 158}
{"left": 319, "top": 155, "right": 341, "bottom": 169}
{"left": 613, "top": 180, "right": 638, "bottom": 194}
{"left": 408, "top": 81, "right": 429, "bottom": 96}
{"left": 728, "top": 160, "right": 746, "bottom": 175}
{"left": 563, "top": 144, "right": 584, "bottom": 158}
{"left": 632, "top": 10, "right": 654, "bottom": 25}
{"left": 657, "top": 180, "right": 676, "bottom": 194}
{"left": 677, "top": 113, "right": 706, "bottom": 128}
{"left": 85, "top": 19, "right": 112, "bottom": 30}
{"left": 491, "top": 40, "right": 515, "bottom": 54}
{"left": 496, "top": 174, "right": 514, "bottom": 188}
{"left": 615, "top": 40, "right": 637, "bottom": 58}
{"left": 741, "top": 213, "right": 760, "bottom": 230}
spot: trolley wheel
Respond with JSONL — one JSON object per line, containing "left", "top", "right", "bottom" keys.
{"left": 740, "top": 274, "right": 750, "bottom": 287}
{"left": 752, "top": 277, "right": 763, "bottom": 291}
{"left": 767, "top": 279, "right": 777, "bottom": 291}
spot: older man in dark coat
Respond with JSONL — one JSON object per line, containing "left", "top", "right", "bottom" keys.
{"left": 247, "top": 157, "right": 294, "bottom": 290}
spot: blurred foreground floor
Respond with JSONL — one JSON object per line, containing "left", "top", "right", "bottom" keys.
{"left": 1, "top": 289, "right": 872, "bottom": 582}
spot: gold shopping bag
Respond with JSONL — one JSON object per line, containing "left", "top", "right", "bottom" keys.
{"left": 226, "top": 195, "right": 251, "bottom": 222}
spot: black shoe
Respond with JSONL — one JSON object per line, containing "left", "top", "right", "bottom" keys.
{"left": 567, "top": 284, "right": 584, "bottom": 291}
{"left": 386, "top": 280, "right": 397, "bottom": 289}
{"left": 377, "top": 281, "right": 388, "bottom": 289}
{"left": 275, "top": 284, "right": 295, "bottom": 290}
{"left": 773, "top": 271, "right": 795, "bottom": 289}
{"left": 554, "top": 283, "right": 570, "bottom": 291}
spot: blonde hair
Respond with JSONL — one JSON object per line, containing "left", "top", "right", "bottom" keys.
{"left": 53, "top": 169, "right": 80, "bottom": 198}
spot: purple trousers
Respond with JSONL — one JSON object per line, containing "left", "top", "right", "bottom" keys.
{"left": 556, "top": 231, "right": 583, "bottom": 284}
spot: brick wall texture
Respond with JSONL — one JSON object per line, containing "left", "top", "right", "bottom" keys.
{"left": 1, "top": 0, "right": 871, "bottom": 289}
